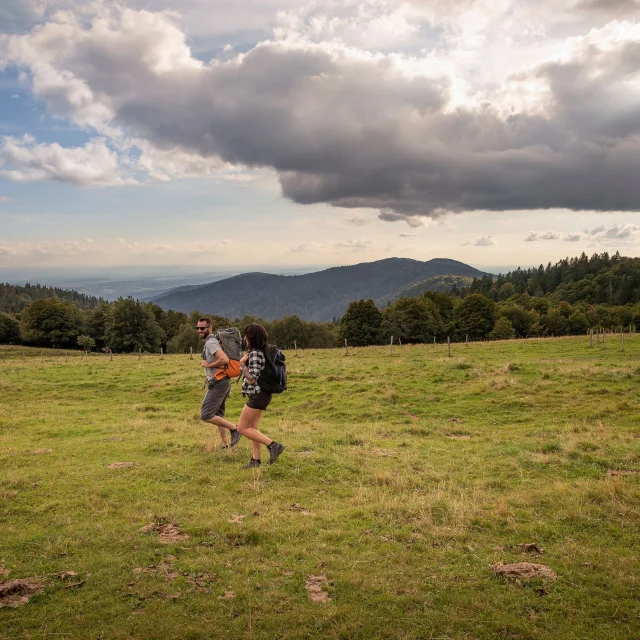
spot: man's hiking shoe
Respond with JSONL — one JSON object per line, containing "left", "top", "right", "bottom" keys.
{"left": 267, "top": 441, "right": 285, "bottom": 465}
{"left": 230, "top": 428, "right": 241, "bottom": 448}
{"left": 244, "top": 458, "right": 261, "bottom": 469}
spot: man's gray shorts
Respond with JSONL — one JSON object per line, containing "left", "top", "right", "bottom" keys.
{"left": 201, "top": 378, "right": 231, "bottom": 421}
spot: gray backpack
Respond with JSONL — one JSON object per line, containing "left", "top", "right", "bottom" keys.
{"left": 214, "top": 327, "right": 243, "bottom": 380}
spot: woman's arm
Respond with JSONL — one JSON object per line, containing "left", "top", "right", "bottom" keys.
{"left": 240, "top": 350, "right": 264, "bottom": 383}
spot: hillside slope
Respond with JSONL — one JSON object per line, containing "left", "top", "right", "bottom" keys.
{"left": 152, "top": 258, "right": 487, "bottom": 321}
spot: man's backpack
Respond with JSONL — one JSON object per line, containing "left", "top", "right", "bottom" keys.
{"left": 257, "top": 345, "right": 287, "bottom": 393}
{"left": 214, "top": 327, "right": 243, "bottom": 380}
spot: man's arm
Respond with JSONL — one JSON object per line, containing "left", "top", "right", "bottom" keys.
{"left": 201, "top": 348, "right": 230, "bottom": 369}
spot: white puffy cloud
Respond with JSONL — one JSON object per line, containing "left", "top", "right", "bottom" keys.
{"left": 0, "top": 134, "right": 133, "bottom": 186}
{"left": 564, "top": 232, "right": 582, "bottom": 241}
{"left": 585, "top": 222, "right": 640, "bottom": 244}
{"left": 474, "top": 234, "right": 496, "bottom": 246}
{"left": 525, "top": 230, "right": 559, "bottom": 241}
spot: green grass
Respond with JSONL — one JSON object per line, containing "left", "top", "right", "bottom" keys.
{"left": 1, "top": 337, "right": 639, "bottom": 639}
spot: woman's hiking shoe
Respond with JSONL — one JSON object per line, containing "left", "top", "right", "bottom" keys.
{"left": 244, "top": 458, "right": 261, "bottom": 469}
{"left": 267, "top": 441, "right": 285, "bottom": 465}
{"left": 230, "top": 428, "right": 241, "bottom": 448}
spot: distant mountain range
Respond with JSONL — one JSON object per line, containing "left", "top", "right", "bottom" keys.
{"left": 151, "top": 258, "right": 488, "bottom": 321}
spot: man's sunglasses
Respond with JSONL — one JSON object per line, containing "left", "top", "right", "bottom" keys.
{"left": 196, "top": 326, "right": 208, "bottom": 331}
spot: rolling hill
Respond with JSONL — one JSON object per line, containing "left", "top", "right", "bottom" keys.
{"left": 151, "top": 258, "right": 488, "bottom": 322}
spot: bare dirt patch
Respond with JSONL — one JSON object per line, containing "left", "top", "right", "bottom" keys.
{"left": 0, "top": 578, "right": 45, "bottom": 608}
{"left": 228, "top": 514, "right": 246, "bottom": 524}
{"left": 516, "top": 543, "right": 545, "bottom": 555}
{"left": 218, "top": 591, "right": 235, "bottom": 599}
{"left": 0, "top": 567, "right": 10, "bottom": 576}
{"left": 607, "top": 469, "right": 640, "bottom": 476}
{"left": 32, "top": 449, "right": 53, "bottom": 454}
{"left": 305, "top": 575, "right": 331, "bottom": 602}
{"left": 108, "top": 462, "right": 137, "bottom": 469}
{"left": 140, "top": 518, "right": 189, "bottom": 544}
{"left": 491, "top": 562, "right": 557, "bottom": 582}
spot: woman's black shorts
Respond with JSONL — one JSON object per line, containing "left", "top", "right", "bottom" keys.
{"left": 246, "top": 390, "right": 272, "bottom": 411}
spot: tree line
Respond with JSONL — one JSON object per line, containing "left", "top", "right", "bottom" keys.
{"left": 461, "top": 251, "right": 640, "bottom": 305}
{"left": 0, "top": 282, "right": 101, "bottom": 314}
{"left": 3, "top": 252, "right": 640, "bottom": 351}
{"left": 0, "top": 296, "right": 339, "bottom": 352}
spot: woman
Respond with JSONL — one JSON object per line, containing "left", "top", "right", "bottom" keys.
{"left": 237, "top": 323, "right": 285, "bottom": 468}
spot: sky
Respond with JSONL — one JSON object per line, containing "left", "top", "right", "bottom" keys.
{"left": 1, "top": 0, "right": 640, "bottom": 277}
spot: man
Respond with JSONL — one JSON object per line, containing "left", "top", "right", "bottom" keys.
{"left": 196, "top": 317, "right": 241, "bottom": 449}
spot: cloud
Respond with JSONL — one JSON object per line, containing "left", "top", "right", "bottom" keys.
{"left": 399, "top": 232, "right": 418, "bottom": 237}
{"left": 290, "top": 242, "right": 323, "bottom": 252}
{"left": 0, "top": 134, "right": 134, "bottom": 186}
{"left": 333, "top": 238, "right": 374, "bottom": 249}
{"left": 564, "top": 233, "right": 581, "bottom": 241}
{"left": 524, "top": 230, "right": 559, "bottom": 241}
{"left": 378, "top": 212, "right": 425, "bottom": 227}
{"left": 0, "top": 237, "right": 235, "bottom": 265}
{"left": 4, "top": 4, "right": 640, "bottom": 219}
{"left": 343, "top": 215, "right": 369, "bottom": 227}
{"left": 474, "top": 235, "right": 496, "bottom": 246}
{"left": 585, "top": 222, "right": 640, "bottom": 245}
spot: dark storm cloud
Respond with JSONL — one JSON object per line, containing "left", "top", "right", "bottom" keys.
{"left": 4, "top": 7, "right": 640, "bottom": 216}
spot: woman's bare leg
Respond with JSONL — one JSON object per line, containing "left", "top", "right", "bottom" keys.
{"left": 237, "top": 406, "right": 273, "bottom": 447}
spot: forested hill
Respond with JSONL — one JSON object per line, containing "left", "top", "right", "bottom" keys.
{"left": 464, "top": 252, "right": 640, "bottom": 304}
{"left": 152, "top": 258, "right": 487, "bottom": 321}
{"left": 0, "top": 283, "right": 102, "bottom": 313}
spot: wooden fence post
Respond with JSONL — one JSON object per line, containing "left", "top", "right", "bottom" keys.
{"left": 447, "top": 336, "right": 451, "bottom": 357}
{"left": 433, "top": 335, "right": 436, "bottom": 348}
{"left": 466, "top": 334, "right": 469, "bottom": 348}
{"left": 589, "top": 329, "right": 593, "bottom": 348}
{"left": 138, "top": 348, "right": 142, "bottom": 360}
{"left": 109, "top": 349, "right": 113, "bottom": 361}
{"left": 160, "top": 347, "right": 164, "bottom": 360}
{"left": 344, "top": 338, "right": 349, "bottom": 356}
{"left": 189, "top": 347, "right": 193, "bottom": 360}
{"left": 389, "top": 336, "right": 394, "bottom": 355}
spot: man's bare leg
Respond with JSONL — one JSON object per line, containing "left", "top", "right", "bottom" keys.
{"left": 206, "top": 416, "right": 238, "bottom": 447}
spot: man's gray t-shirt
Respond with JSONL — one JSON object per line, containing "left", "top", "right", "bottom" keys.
{"left": 203, "top": 334, "right": 223, "bottom": 381}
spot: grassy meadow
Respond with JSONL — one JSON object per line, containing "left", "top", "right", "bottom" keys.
{"left": 1, "top": 337, "right": 639, "bottom": 639}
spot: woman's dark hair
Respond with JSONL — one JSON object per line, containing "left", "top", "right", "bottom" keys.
{"left": 243, "top": 323, "right": 268, "bottom": 350}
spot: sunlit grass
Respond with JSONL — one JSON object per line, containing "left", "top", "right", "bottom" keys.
{"left": 1, "top": 337, "right": 639, "bottom": 639}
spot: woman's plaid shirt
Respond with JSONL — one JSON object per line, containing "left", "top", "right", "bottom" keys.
{"left": 242, "top": 349, "right": 265, "bottom": 395}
